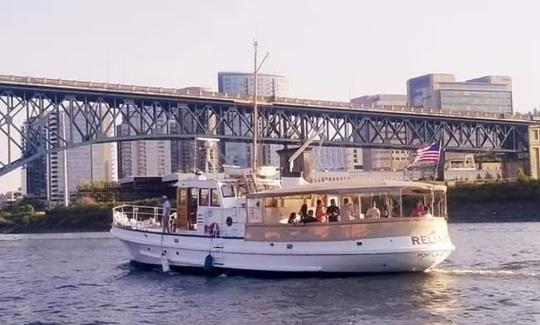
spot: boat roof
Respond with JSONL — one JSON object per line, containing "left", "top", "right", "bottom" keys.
{"left": 247, "top": 179, "right": 446, "bottom": 198}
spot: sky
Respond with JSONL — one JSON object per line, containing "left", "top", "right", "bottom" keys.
{"left": 0, "top": 0, "right": 539, "bottom": 191}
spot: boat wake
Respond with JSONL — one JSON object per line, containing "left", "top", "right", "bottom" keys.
{"left": 430, "top": 267, "right": 539, "bottom": 278}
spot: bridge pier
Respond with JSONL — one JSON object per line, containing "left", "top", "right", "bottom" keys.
{"left": 277, "top": 147, "right": 313, "bottom": 180}
{"left": 529, "top": 125, "right": 540, "bottom": 179}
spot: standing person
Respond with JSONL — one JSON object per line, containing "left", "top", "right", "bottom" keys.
{"left": 326, "top": 199, "right": 340, "bottom": 222}
{"left": 366, "top": 201, "right": 381, "bottom": 219}
{"left": 381, "top": 196, "right": 393, "bottom": 218}
{"left": 161, "top": 195, "right": 171, "bottom": 233}
{"left": 410, "top": 200, "right": 426, "bottom": 218}
{"left": 315, "top": 199, "right": 326, "bottom": 223}
{"left": 341, "top": 198, "right": 354, "bottom": 222}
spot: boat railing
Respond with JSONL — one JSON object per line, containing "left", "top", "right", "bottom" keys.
{"left": 112, "top": 205, "right": 177, "bottom": 231}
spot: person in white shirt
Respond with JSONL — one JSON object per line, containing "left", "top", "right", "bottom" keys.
{"left": 366, "top": 201, "right": 381, "bottom": 219}
{"left": 341, "top": 198, "right": 354, "bottom": 222}
{"left": 161, "top": 195, "right": 171, "bottom": 233}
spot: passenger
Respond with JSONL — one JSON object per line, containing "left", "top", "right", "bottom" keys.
{"left": 299, "top": 204, "right": 317, "bottom": 223}
{"left": 341, "top": 198, "right": 354, "bottom": 222}
{"left": 326, "top": 199, "right": 340, "bottom": 222}
{"left": 366, "top": 201, "right": 381, "bottom": 219}
{"left": 161, "top": 195, "right": 171, "bottom": 233}
{"left": 381, "top": 197, "right": 393, "bottom": 218}
{"left": 287, "top": 212, "right": 297, "bottom": 224}
{"left": 315, "top": 199, "right": 326, "bottom": 223}
{"left": 410, "top": 200, "right": 426, "bottom": 218}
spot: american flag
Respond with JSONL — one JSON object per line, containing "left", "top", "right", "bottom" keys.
{"left": 411, "top": 143, "right": 441, "bottom": 165}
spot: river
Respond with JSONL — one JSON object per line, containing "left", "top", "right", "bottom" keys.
{"left": 1, "top": 223, "right": 539, "bottom": 324}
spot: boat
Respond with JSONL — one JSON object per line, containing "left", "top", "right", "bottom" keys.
{"left": 110, "top": 42, "right": 454, "bottom": 274}
{"left": 110, "top": 174, "right": 455, "bottom": 274}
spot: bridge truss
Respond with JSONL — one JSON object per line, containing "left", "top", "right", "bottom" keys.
{"left": 0, "top": 78, "right": 531, "bottom": 177}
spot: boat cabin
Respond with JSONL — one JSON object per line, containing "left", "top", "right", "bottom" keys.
{"left": 242, "top": 179, "right": 447, "bottom": 241}
{"left": 113, "top": 176, "right": 447, "bottom": 241}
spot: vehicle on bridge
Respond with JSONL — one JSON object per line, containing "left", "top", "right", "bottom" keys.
{"left": 110, "top": 172, "right": 454, "bottom": 274}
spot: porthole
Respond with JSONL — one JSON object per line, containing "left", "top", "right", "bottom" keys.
{"left": 176, "top": 251, "right": 180, "bottom": 256}
{"left": 356, "top": 241, "right": 363, "bottom": 246}
{"left": 287, "top": 244, "right": 293, "bottom": 249}
{"left": 270, "top": 243, "right": 274, "bottom": 247}
{"left": 226, "top": 217, "right": 233, "bottom": 227}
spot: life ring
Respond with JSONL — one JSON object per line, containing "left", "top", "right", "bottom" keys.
{"left": 204, "top": 222, "right": 220, "bottom": 237}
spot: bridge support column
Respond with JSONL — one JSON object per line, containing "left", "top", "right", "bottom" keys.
{"left": 529, "top": 125, "right": 540, "bottom": 180}
{"left": 277, "top": 147, "right": 313, "bottom": 180}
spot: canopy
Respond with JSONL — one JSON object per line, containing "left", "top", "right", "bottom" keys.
{"left": 246, "top": 179, "right": 446, "bottom": 198}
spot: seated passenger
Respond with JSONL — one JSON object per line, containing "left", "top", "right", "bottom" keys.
{"left": 326, "top": 199, "right": 340, "bottom": 222}
{"left": 288, "top": 212, "right": 297, "bottom": 224}
{"left": 315, "top": 199, "right": 326, "bottom": 223}
{"left": 366, "top": 202, "right": 381, "bottom": 219}
{"left": 299, "top": 203, "right": 317, "bottom": 223}
{"left": 410, "top": 200, "right": 426, "bottom": 217}
{"left": 341, "top": 198, "right": 354, "bottom": 222}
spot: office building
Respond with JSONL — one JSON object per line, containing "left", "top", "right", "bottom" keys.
{"left": 218, "top": 72, "right": 289, "bottom": 167}
{"left": 351, "top": 94, "right": 407, "bottom": 107}
{"left": 117, "top": 127, "right": 171, "bottom": 179}
{"left": 350, "top": 94, "right": 410, "bottom": 171}
{"left": 407, "top": 73, "right": 513, "bottom": 113}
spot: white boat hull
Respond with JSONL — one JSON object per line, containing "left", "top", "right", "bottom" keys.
{"left": 111, "top": 226, "right": 454, "bottom": 274}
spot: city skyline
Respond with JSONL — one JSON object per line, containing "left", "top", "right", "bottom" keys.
{"left": 1, "top": 0, "right": 539, "bottom": 191}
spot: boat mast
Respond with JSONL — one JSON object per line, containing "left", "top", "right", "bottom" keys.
{"left": 251, "top": 40, "right": 269, "bottom": 174}
{"left": 252, "top": 40, "right": 259, "bottom": 173}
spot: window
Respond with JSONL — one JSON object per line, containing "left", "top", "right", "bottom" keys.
{"left": 211, "top": 189, "right": 220, "bottom": 207}
{"left": 221, "top": 184, "right": 235, "bottom": 198}
{"left": 199, "top": 188, "right": 209, "bottom": 206}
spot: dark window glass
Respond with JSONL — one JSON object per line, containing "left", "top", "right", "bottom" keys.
{"left": 199, "top": 188, "right": 209, "bottom": 206}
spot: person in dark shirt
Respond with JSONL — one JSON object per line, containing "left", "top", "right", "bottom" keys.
{"left": 326, "top": 199, "right": 340, "bottom": 222}
{"left": 299, "top": 203, "right": 317, "bottom": 224}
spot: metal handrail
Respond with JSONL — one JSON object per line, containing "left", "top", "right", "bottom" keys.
{"left": 112, "top": 204, "right": 177, "bottom": 230}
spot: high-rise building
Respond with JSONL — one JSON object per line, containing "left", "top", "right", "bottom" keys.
{"left": 117, "top": 127, "right": 171, "bottom": 179}
{"left": 21, "top": 117, "right": 48, "bottom": 200}
{"left": 218, "top": 72, "right": 289, "bottom": 167}
{"left": 350, "top": 94, "right": 410, "bottom": 171}
{"left": 407, "top": 73, "right": 513, "bottom": 113}
{"left": 22, "top": 110, "right": 118, "bottom": 204}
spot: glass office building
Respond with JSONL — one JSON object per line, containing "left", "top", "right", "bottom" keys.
{"left": 407, "top": 74, "right": 513, "bottom": 114}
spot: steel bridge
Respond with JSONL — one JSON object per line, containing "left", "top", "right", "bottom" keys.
{"left": 0, "top": 74, "right": 535, "bottom": 177}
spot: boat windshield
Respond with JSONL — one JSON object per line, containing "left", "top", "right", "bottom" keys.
{"left": 247, "top": 187, "right": 447, "bottom": 225}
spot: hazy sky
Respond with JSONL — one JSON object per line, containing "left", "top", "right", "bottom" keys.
{"left": 0, "top": 0, "right": 539, "bottom": 191}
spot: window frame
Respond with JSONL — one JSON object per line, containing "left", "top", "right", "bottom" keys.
{"left": 211, "top": 188, "right": 221, "bottom": 207}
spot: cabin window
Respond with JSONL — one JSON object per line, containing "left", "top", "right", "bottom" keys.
{"left": 199, "top": 188, "right": 209, "bottom": 206}
{"left": 221, "top": 184, "right": 235, "bottom": 198}
{"left": 359, "top": 193, "right": 401, "bottom": 219}
{"left": 211, "top": 189, "right": 221, "bottom": 207}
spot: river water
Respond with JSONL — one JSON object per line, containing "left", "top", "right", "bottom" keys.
{"left": 1, "top": 223, "right": 539, "bottom": 324}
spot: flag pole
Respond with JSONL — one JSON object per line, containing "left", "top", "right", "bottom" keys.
{"left": 434, "top": 138, "right": 444, "bottom": 181}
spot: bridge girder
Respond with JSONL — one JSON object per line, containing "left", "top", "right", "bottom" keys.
{"left": 0, "top": 84, "right": 530, "bottom": 177}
